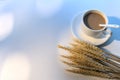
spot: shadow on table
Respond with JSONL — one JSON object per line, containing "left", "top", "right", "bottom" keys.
{"left": 100, "top": 16, "right": 120, "bottom": 47}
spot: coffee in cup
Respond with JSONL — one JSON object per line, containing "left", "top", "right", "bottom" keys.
{"left": 83, "top": 12, "right": 106, "bottom": 30}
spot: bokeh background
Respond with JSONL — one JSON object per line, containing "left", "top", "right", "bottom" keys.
{"left": 0, "top": 0, "right": 120, "bottom": 80}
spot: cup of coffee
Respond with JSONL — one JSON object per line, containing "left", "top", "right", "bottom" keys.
{"left": 80, "top": 10, "right": 108, "bottom": 38}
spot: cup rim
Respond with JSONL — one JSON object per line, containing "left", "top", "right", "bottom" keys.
{"left": 82, "top": 9, "right": 108, "bottom": 32}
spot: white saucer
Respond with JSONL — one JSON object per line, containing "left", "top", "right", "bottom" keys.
{"left": 71, "top": 13, "right": 112, "bottom": 46}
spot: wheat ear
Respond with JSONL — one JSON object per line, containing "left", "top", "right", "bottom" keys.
{"left": 73, "top": 38, "right": 120, "bottom": 63}
{"left": 58, "top": 45, "right": 115, "bottom": 72}
{"left": 70, "top": 40, "right": 120, "bottom": 72}
{"left": 58, "top": 39, "right": 120, "bottom": 79}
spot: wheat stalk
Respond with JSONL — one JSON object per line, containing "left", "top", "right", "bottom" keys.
{"left": 66, "top": 68, "right": 112, "bottom": 79}
{"left": 70, "top": 39, "right": 120, "bottom": 71}
{"left": 58, "top": 45, "right": 120, "bottom": 73}
{"left": 70, "top": 44, "right": 120, "bottom": 72}
{"left": 66, "top": 68, "right": 120, "bottom": 79}
{"left": 73, "top": 38, "right": 120, "bottom": 63}
{"left": 58, "top": 39, "right": 120, "bottom": 79}
{"left": 60, "top": 50, "right": 113, "bottom": 71}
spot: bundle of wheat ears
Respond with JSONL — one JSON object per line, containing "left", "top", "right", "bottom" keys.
{"left": 58, "top": 38, "right": 120, "bottom": 79}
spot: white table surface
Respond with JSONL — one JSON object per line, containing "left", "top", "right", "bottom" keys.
{"left": 0, "top": 0, "right": 120, "bottom": 80}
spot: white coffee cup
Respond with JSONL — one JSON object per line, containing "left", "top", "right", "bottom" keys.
{"left": 80, "top": 10, "right": 108, "bottom": 38}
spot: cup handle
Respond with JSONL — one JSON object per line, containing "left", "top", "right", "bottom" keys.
{"left": 103, "top": 28, "right": 112, "bottom": 35}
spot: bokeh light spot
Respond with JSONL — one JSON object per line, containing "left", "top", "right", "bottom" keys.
{"left": 0, "top": 13, "right": 14, "bottom": 41}
{"left": 36, "top": 0, "right": 63, "bottom": 17}
{"left": 0, "top": 53, "right": 31, "bottom": 80}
